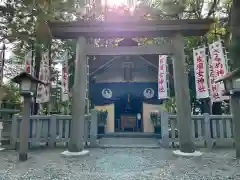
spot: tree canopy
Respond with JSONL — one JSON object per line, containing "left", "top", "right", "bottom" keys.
{"left": 0, "top": 0, "right": 234, "bottom": 107}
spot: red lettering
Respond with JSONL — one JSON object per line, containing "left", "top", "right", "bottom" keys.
{"left": 213, "top": 53, "right": 222, "bottom": 62}
{"left": 159, "top": 86, "right": 165, "bottom": 92}
{"left": 159, "top": 58, "right": 164, "bottom": 64}
{"left": 210, "top": 79, "right": 215, "bottom": 85}
{"left": 160, "top": 65, "right": 164, "bottom": 70}
{"left": 210, "top": 70, "right": 214, "bottom": 77}
{"left": 197, "top": 56, "right": 203, "bottom": 63}
{"left": 215, "top": 62, "right": 223, "bottom": 69}
{"left": 197, "top": 76, "right": 205, "bottom": 85}
{"left": 26, "top": 61, "right": 31, "bottom": 73}
{"left": 198, "top": 84, "right": 206, "bottom": 92}
{"left": 196, "top": 69, "right": 204, "bottom": 77}
{"left": 213, "top": 92, "right": 220, "bottom": 99}
{"left": 212, "top": 85, "right": 217, "bottom": 91}
{"left": 158, "top": 78, "right": 164, "bottom": 84}
{"left": 216, "top": 69, "right": 225, "bottom": 77}
{"left": 197, "top": 62, "right": 204, "bottom": 70}
{"left": 159, "top": 73, "right": 164, "bottom": 78}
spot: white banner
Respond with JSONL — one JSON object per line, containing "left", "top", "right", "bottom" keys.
{"left": 193, "top": 47, "right": 209, "bottom": 99}
{"left": 0, "top": 51, "right": 4, "bottom": 84}
{"left": 24, "top": 51, "right": 32, "bottom": 74}
{"left": 209, "top": 40, "right": 229, "bottom": 102}
{"left": 158, "top": 55, "right": 168, "bottom": 99}
{"left": 61, "top": 52, "right": 69, "bottom": 101}
{"left": 36, "top": 51, "right": 50, "bottom": 103}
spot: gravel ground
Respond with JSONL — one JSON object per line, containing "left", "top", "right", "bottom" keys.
{"left": 0, "top": 148, "right": 239, "bottom": 180}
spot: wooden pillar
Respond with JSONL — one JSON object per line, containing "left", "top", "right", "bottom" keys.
{"left": 230, "top": 95, "right": 240, "bottom": 158}
{"left": 68, "top": 36, "right": 87, "bottom": 152}
{"left": 230, "top": 0, "right": 240, "bottom": 159}
{"left": 19, "top": 96, "right": 31, "bottom": 161}
{"left": 172, "top": 33, "right": 195, "bottom": 153}
{"left": 86, "top": 56, "right": 90, "bottom": 114}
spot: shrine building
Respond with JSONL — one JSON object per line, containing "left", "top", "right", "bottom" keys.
{"left": 89, "top": 38, "right": 173, "bottom": 133}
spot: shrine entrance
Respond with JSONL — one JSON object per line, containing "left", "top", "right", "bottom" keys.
{"left": 48, "top": 18, "right": 213, "bottom": 151}
{"left": 114, "top": 93, "right": 143, "bottom": 132}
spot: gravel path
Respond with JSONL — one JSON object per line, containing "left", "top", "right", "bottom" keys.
{"left": 0, "top": 148, "right": 239, "bottom": 180}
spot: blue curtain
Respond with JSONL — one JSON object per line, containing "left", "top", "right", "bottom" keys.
{"left": 90, "top": 82, "right": 164, "bottom": 106}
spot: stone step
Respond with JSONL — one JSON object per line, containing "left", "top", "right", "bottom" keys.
{"left": 98, "top": 132, "right": 161, "bottom": 138}
{"left": 98, "top": 137, "right": 161, "bottom": 148}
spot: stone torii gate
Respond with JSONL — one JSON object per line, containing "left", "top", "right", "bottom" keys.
{"left": 48, "top": 19, "right": 213, "bottom": 154}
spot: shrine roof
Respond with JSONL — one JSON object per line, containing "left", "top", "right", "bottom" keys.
{"left": 48, "top": 19, "right": 214, "bottom": 39}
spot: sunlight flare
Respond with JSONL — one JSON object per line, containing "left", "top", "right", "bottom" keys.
{"left": 101, "top": 0, "right": 138, "bottom": 7}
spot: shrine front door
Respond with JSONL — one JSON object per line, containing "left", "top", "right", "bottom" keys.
{"left": 114, "top": 93, "right": 142, "bottom": 132}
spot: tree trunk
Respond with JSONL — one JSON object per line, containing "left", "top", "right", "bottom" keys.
{"left": 230, "top": 0, "right": 240, "bottom": 159}
{"left": 230, "top": 0, "right": 240, "bottom": 69}
{"left": 68, "top": 37, "right": 87, "bottom": 152}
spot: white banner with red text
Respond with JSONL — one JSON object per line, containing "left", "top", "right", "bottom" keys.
{"left": 208, "top": 40, "right": 229, "bottom": 102}
{"left": 0, "top": 51, "right": 4, "bottom": 84}
{"left": 61, "top": 52, "right": 69, "bottom": 101}
{"left": 158, "top": 55, "right": 169, "bottom": 99}
{"left": 24, "top": 51, "right": 35, "bottom": 75}
{"left": 36, "top": 51, "right": 50, "bottom": 103}
{"left": 193, "top": 47, "right": 210, "bottom": 99}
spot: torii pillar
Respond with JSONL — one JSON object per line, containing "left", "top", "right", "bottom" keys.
{"left": 61, "top": 36, "right": 89, "bottom": 156}
{"left": 172, "top": 33, "right": 196, "bottom": 154}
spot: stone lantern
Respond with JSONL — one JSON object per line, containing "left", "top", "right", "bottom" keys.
{"left": 215, "top": 69, "right": 240, "bottom": 96}
{"left": 215, "top": 68, "right": 240, "bottom": 158}
{"left": 11, "top": 72, "right": 45, "bottom": 161}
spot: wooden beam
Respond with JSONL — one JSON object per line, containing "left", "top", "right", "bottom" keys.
{"left": 48, "top": 19, "right": 214, "bottom": 38}
{"left": 86, "top": 44, "right": 173, "bottom": 55}
{"left": 90, "top": 56, "right": 121, "bottom": 76}
{"left": 139, "top": 56, "right": 158, "bottom": 69}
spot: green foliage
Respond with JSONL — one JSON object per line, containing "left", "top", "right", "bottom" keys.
{"left": 1, "top": 0, "right": 77, "bottom": 74}
{"left": 150, "top": 111, "right": 161, "bottom": 125}
{"left": 97, "top": 110, "right": 108, "bottom": 125}
{"left": 163, "top": 97, "right": 177, "bottom": 114}
{"left": 0, "top": 0, "right": 233, "bottom": 110}
{"left": 1, "top": 82, "right": 22, "bottom": 110}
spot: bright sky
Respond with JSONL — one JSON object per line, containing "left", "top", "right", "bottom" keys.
{"left": 107, "top": 0, "right": 126, "bottom": 6}
{"left": 102, "top": 0, "right": 134, "bottom": 6}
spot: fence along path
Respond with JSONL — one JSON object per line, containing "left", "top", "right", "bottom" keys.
{"left": 160, "top": 113, "right": 234, "bottom": 148}
{"left": 10, "top": 111, "right": 98, "bottom": 149}
{"left": 10, "top": 111, "right": 234, "bottom": 149}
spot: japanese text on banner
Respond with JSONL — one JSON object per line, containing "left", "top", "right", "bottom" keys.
{"left": 193, "top": 47, "right": 209, "bottom": 99}
{"left": 209, "top": 40, "right": 229, "bottom": 102}
{"left": 25, "top": 51, "right": 33, "bottom": 74}
{"left": 62, "top": 52, "right": 69, "bottom": 101}
{"left": 158, "top": 55, "right": 168, "bottom": 99}
{"left": 0, "top": 51, "right": 4, "bottom": 84}
{"left": 36, "top": 51, "right": 50, "bottom": 103}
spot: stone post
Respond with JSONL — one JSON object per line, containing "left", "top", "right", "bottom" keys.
{"left": 10, "top": 114, "right": 18, "bottom": 149}
{"left": 0, "top": 121, "right": 4, "bottom": 151}
{"left": 160, "top": 112, "right": 169, "bottom": 148}
{"left": 49, "top": 115, "right": 57, "bottom": 148}
{"left": 68, "top": 36, "right": 87, "bottom": 152}
{"left": 203, "top": 113, "right": 212, "bottom": 149}
{"left": 19, "top": 96, "right": 31, "bottom": 161}
{"left": 89, "top": 109, "right": 98, "bottom": 147}
{"left": 172, "top": 33, "right": 195, "bottom": 153}
{"left": 230, "top": 95, "right": 240, "bottom": 158}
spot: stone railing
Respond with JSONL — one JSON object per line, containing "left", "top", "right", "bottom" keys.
{"left": 0, "top": 108, "right": 20, "bottom": 144}
{"left": 10, "top": 110, "right": 98, "bottom": 149}
{"left": 160, "top": 112, "right": 234, "bottom": 148}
